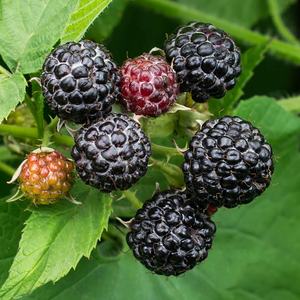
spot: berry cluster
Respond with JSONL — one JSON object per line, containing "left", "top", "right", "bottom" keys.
{"left": 8, "top": 21, "right": 275, "bottom": 278}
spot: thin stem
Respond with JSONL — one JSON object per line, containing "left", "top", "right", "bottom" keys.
{"left": 0, "top": 124, "right": 39, "bottom": 140}
{"left": 268, "top": 0, "right": 299, "bottom": 45}
{"left": 136, "top": 0, "right": 300, "bottom": 65}
{"left": 0, "top": 161, "right": 15, "bottom": 177}
{"left": 149, "top": 157, "right": 185, "bottom": 187}
{"left": 151, "top": 143, "right": 183, "bottom": 157}
{"left": 121, "top": 190, "right": 143, "bottom": 209}
{"left": 24, "top": 94, "right": 43, "bottom": 137}
{"left": 41, "top": 117, "right": 59, "bottom": 147}
{"left": 52, "top": 133, "right": 74, "bottom": 147}
{"left": 0, "top": 65, "right": 12, "bottom": 77}
{"left": 277, "top": 97, "right": 300, "bottom": 113}
{"left": 0, "top": 123, "right": 75, "bottom": 149}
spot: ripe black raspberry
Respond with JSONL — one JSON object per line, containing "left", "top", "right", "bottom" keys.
{"left": 41, "top": 40, "right": 121, "bottom": 124}
{"left": 164, "top": 22, "right": 242, "bottom": 103}
{"left": 119, "top": 53, "right": 179, "bottom": 117}
{"left": 71, "top": 113, "right": 151, "bottom": 192}
{"left": 126, "top": 190, "right": 216, "bottom": 276}
{"left": 182, "top": 116, "right": 274, "bottom": 208}
{"left": 18, "top": 150, "right": 74, "bottom": 205}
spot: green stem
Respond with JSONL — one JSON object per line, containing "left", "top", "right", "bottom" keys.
{"left": 268, "top": 0, "right": 299, "bottom": 45}
{"left": 121, "top": 190, "right": 143, "bottom": 209}
{"left": 277, "top": 97, "right": 300, "bottom": 113}
{"left": 136, "top": 0, "right": 300, "bottom": 65}
{"left": 149, "top": 157, "right": 185, "bottom": 187}
{"left": 0, "top": 123, "right": 75, "bottom": 148}
{"left": 52, "top": 133, "right": 74, "bottom": 147}
{"left": 0, "top": 161, "right": 15, "bottom": 176}
{"left": 151, "top": 143, "right": 183, "bottom": 157}
{"left": 41, "top": 117, "right": 59, "bottom": 147}
{"left": 0, "top": 65, "right": 12, "bottom": 76}
{"left": 0, "top": 124, "right": 39, "bottom": 140}
{"left": 24, "top": 94, "right": 43, "bottom": 137}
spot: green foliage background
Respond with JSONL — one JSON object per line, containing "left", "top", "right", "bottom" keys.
{"left": 0, "top": 0, "right": 300, "bottom": 299}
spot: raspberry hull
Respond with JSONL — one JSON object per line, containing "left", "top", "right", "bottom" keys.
{"left": 71, "top": 113, "right": 151, "bottom": 192}
{"left": 126, "top": 190, "right": 216, "bottom": 276}
{"left": 41, "top": 40, "right": 121, "bottom": 124}
{"left": 19, "top": 151, "right": 74, "bottom": 205}
{"left": 182, "top": 116, "right": 274, "bottom": 208}
{"left": 164, "top": 22, "right": 242, "bottom": 103}
{"left": 119, "top": 54, "right": 179, "bottom": 117}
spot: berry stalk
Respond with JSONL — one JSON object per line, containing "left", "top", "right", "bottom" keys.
{"left": 149, "top": 157, "right": 185, "bottom": 187}
{"left": 121, "top": 190, "right": 143, "bottom": 209}
{"left": 52, "top": 133, "right": 74, "bottom": 147}
{"left": 41, "top": 117, "right": 59, "bottom": 148}
{"left": 151, "top": 143, "right": 183, "bottom": 158}
{"left": 23, "top": 94, "right": 44, "bottom": 138}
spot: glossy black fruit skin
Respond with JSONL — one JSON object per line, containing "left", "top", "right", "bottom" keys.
{"left": 126, "top": 190, "right": 216, "bottom": 276}
{"left": 71, "top": 113, "right": 151, "bottom": 192}
{"left": 164, "top": 22, "right": 242, "bottom": 103}
{"left": 41, "top": 40, "right": 121, "bottom": 124}
{"left": 182, "top": 116, "right": 274, "bottom": 208}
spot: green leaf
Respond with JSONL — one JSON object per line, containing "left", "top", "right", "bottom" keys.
{"left": 0, "top": 180, "right": 113, "bottom": 300}
{"left": 233, "top": 96, "right": 300, "bottom": 147}
{"left": 0, "top": 73, "right": 27, "bottom": 123}
{"left": 61, "top": 0, "right": 113, "bottom": 44}
{"left": 209, "top": 42, "right": 270, "bottom": 117}
{"left": 0, "top": 197, "right": 30, "bottom": 288}
{"left": 0, "top": 0, "right": 78, "bottom": 74}
{"left": 277, "top": 96, "right": 300, "bottom": 114}
{"left": 85, "top": 0, "right": 128, "bottom": 41}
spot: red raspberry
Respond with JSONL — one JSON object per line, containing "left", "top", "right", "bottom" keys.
{"left": 119, "top": 53, "right": 179, "bottom": 117}
{"left": 18, "top": 150, "right": 75, "bottom": 205}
